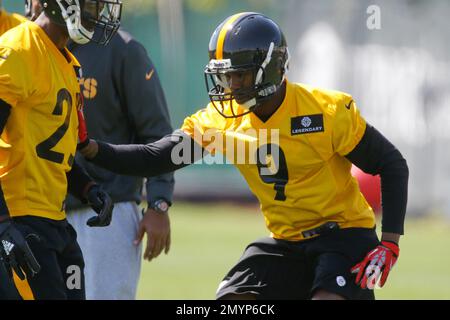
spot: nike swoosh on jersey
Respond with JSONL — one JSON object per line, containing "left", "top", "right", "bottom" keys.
{"left": 345, "top": 100, "right": 354, "bottom": 110}
{"left": 145, "top": 69, "right": 154, "bottom": 81}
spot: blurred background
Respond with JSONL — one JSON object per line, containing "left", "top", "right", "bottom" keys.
{"left": 4, "top": 0, "right": 450, "bottom": 299}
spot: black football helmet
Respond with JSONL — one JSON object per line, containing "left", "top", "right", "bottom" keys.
{"left": 35, "top": 0, "right": 122, "bottom": 45}
{"left": 204, "top": 12, "right": 290, "bottom": 118}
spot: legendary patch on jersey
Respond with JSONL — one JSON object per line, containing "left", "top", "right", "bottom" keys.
{"left": 291, "top": 114, "right": 324, "bottom": 135}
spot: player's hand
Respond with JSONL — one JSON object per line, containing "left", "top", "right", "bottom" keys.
{"left": 351, "top": 241, "right": 399, "bottom": 289}
{"left": 134, "top": 208, "right": 171, "bottom": 262}
{"left": 0, "top": 219, "right": 41, "bottom": 280}
{"left": 86, "top": 185, "right": 114, "bottom": 227}
{"left": 78, "top": 139, "right": 99, "bottom": 159}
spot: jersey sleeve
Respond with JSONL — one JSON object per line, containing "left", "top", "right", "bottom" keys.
{"left": 0, "top": 47, "right": 29, "bottom": 108}
{"left": 331, "top": 94, "right": 367, "bottom": 156}
{"left": 180, "top": 103, "right": 226, "bottom": 149}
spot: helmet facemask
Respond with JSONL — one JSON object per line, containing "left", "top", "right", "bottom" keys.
{"left": 40, "top": 0, "right": 122, "bottom": 45}
{"left": 205, "top": 60, "right": 257, "bottom": 118}
{"left": 204, "top": 42, "right": 290, "bottom": 119}
{"left": 87, "top": 0, "right": 122, "bottom": 45}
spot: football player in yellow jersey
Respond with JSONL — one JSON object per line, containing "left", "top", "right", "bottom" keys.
{"left": 0, "top": 1, "right": 27, "bottom": 36}
{"left": 0, "top": 0, "right": 122, "bottom": 299}
{"left": 82, "top": 13, "right": 409, "bottom": 300}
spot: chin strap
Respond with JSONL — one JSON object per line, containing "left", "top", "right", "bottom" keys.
{"left": 240, "top": 98, "right": 257, "bottom": 110}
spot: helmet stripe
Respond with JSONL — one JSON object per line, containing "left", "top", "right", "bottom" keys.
{"left": 216, "top": 13, "right": 246, "bottom": 60}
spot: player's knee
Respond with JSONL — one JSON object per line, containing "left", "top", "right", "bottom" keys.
{"left": 311, "top": 289, "right": 346, "bottom": 300}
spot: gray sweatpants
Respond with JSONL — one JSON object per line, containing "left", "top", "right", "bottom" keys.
{"left": 67, "top": 202, "right": 142, "bottom": 300}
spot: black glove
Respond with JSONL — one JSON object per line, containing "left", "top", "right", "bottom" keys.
{"left": 0, "top": 219, "right": 41, "bottom": 280}
{"left": 85, "top": 185, "right": 114, "bottom": 227}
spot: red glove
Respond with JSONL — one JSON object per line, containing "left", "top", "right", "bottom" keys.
{"left": 76, "top": 93, "right": 89, "bottom": 150}
{"left": 351, "top": 241, "right": 399, "bottom": 289}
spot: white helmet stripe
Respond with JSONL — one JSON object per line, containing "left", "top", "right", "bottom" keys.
{"left": 255, "top": 41, "right": 275, "bottom": 85}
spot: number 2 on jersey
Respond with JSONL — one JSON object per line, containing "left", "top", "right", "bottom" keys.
{"left": 36, "top": 88, "right": 73, "bottom": 165}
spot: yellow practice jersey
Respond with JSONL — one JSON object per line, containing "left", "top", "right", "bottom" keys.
{"left": 181, "top": 80, "right": 376, "bottom": 241}
{"left": 0, "top": 21, "right": 81, "bottom": 220}
{"left": 0, "top": 9, "right": 26, "bottom": 36}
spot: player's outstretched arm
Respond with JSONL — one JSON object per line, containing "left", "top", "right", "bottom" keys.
{"left": 81, "top": 130, "right": 204, "bottom": 177}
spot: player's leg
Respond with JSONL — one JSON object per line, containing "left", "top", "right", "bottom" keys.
{"left": 11, "top": 217, "right": 72, "bottom": 299}
{"left": 67, "top": 202, "right": 142, "bottom": 299}
{"left": 309, "top": 228, "right": 380, "bottom": 300}
{"left": 216, "top": 237, "right": 312, "bottom": 300}
{"left": 57, "top": 223, "right": 86, "bottom": 300}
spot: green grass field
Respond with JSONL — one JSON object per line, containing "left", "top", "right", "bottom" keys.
{"left": 137, "top": 202, "right": 450, "bottom": 300}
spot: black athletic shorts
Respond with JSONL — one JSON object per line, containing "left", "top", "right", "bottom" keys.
{"left": 0, "top": 216, "right": 85, "bottom": 300}
{"left": 216, "top": 227, "right": 380, "bottom": 300}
